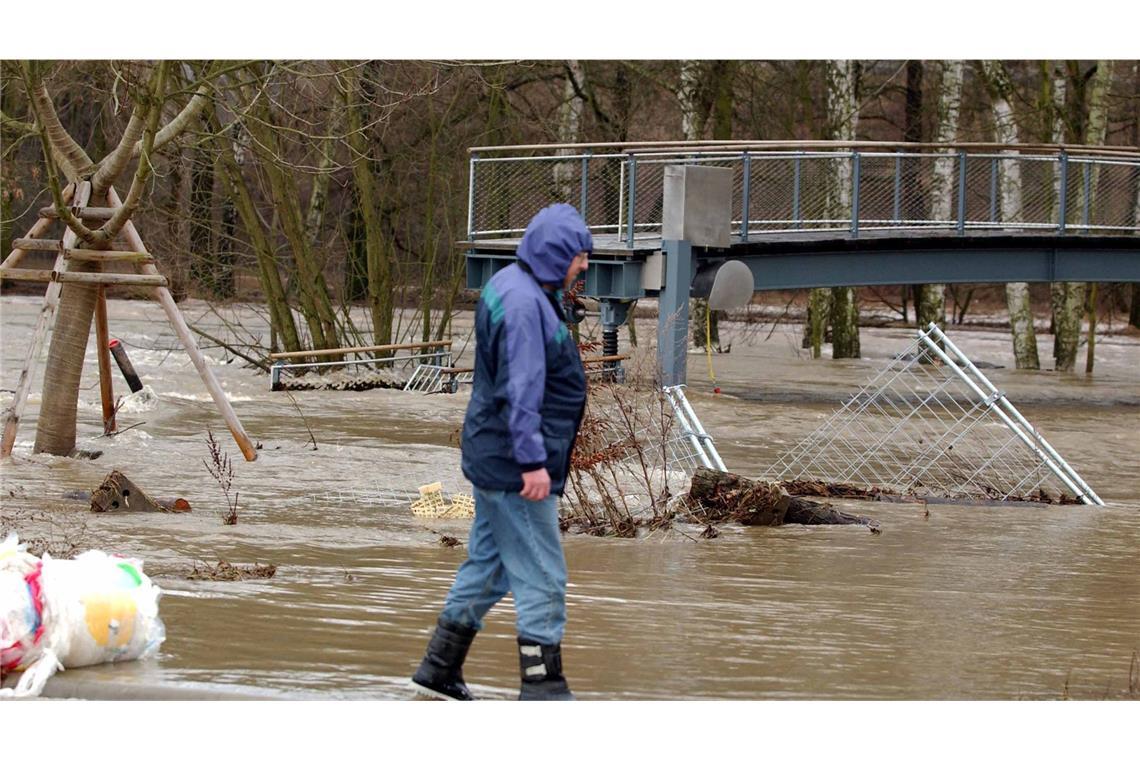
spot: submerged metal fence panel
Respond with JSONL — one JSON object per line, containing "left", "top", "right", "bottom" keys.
{"left": 763, "top": 323, "right": 1103, "bottom": 505}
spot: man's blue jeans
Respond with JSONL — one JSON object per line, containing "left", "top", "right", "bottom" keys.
{"left": 439, "top": 486, "right": 567, "bottom": 645}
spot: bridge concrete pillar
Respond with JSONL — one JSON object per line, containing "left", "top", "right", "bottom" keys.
{"left": 657, "top": 239, "right": 693, "bottom": 387}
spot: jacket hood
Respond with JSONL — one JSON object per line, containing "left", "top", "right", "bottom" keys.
{"left": 515, "top": 204, "right": 593, "bottom": 285}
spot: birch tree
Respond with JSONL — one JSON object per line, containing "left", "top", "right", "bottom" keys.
{"left": 979, "top": 61, "right": 1039, "bottom": 369}
{"left": 553, "top": 60, "right": 586, "bottom": 201}
{"left": 1082, "top": 60, "right": 1115, "bottom": 374}
{"left": 1132, "top": 61, "right": 1140, "bottom": 330}
{"left": 826, "top": 59, "right": 860, "bottom": 359}
{"left": 919, "top": 60, "right": 964, "bottom": 332}
{"left": 1047, "top": 61, "right": 1084, "bottom": 371}
{"left": 677, "top": 60, "right": 719, "bottom": 351}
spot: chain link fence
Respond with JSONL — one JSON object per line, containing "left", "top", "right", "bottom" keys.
{"left": 468, "top": 145, "right": 1140, "bottom": 243}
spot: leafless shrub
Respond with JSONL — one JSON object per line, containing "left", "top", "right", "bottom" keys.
{"left": 203, "top": 430, "right": 239, "bottom": 525}
{"left": 561, "top": 351, "right": 690, "bottom": 538}
{"left": 0, "top": 507, "right": 88, "bottom": 559}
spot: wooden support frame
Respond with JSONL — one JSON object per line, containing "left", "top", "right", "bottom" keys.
{"left": 107, "top": 187, "right": 258, "bottom": 462}
{"left": 94, "top": 285, "right": 116, "bottom": 433}
{"left": 0, "top": 185, "right": 75, "bottom": 273}
{"left": 1, "top": 182, "right": 89, "bottom": 458}
{"left": 3, "top": 183, "right": 258, "bottom": 463}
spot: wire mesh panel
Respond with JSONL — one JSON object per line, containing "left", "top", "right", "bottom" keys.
{"left": 271, "top": 350, "right": 453, "bottom": 393}
{"left": 765, "top": 324, "right": 1103, "bottom": 505}
{"left": 467, "top": 144, "right": 1140, "bottom": 242}
{"left": 599, "top": 385, "right": 726, "bottom": 478}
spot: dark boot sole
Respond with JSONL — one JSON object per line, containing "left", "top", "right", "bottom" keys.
{"left": 409, "top": 678, "right": 466, "bottom": 701}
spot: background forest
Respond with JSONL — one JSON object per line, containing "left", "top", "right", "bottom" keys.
{"left": 2, "top": 60, "right": 1138, "bottom": 369}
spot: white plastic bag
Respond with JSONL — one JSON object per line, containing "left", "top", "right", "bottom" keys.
{"left": 0, "top": 533, "right": 165, "bottom": 698}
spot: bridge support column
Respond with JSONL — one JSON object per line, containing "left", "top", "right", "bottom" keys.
{"left": 657, "top": 239, "right": 693, "bottom": 387}
{"left": 599, "top": 299, "right": 634, "bottom": 382}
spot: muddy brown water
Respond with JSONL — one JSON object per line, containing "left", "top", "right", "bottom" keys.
{"left": 1, "top": 295, "right": 1138, "bottom": 699}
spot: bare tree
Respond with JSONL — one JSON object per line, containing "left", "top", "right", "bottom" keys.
{"left": 827, "top": 59, "right": 861, "bottom": 359}
{"left": 979, "top": 60, "right": 1039, "bottom": 370}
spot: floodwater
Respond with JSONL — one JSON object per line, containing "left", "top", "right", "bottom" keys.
{"left": 1, "top": 294, "right": 1138, "bottom": 700}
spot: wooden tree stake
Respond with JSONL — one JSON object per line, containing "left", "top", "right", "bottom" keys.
{"left": 94, "top": 285, "right": 116, "bottom": 433}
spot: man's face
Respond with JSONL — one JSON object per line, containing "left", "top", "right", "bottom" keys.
{"left": 564, "top": 252, "right": 589, "bottom": 291}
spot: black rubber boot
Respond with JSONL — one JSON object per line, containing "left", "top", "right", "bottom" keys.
{"left": 517, "top": 637, "right": 574, "bottom": 701}
{"left": 411, "top": 617, "right": 477, "bottom": 700}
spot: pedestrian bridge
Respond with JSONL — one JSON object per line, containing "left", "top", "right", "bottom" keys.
{"left": 461, "top": 140, "right": 1140, "bottom": 385}
{"left": 463, "top": 140, "right": 1140, "bottom": 294}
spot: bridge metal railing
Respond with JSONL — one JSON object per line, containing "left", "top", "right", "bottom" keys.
{"left": 466, "top": 142, "right": 1140, "bottom": 245}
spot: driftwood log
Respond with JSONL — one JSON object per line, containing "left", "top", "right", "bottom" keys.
{"left": 90, "top": 470, "right": 189, "bottom": 513}
{"left": 689, "top": 468, "right": 881, "bottom": 533}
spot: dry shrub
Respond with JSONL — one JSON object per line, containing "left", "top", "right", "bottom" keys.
{"left": 562, "top": 351, "right": 691, "bottom": 537}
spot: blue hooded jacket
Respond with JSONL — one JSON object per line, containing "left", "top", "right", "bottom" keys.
{"left": 461, "top": 204, "right": 593, "bottom": 496}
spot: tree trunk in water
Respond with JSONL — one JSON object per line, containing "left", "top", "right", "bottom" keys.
{"left": 688, "top": 468, "right": 879, "bottom": 530}
{"left": 1047, "top": 63, "right": 1084, "bottom": 372}
{"left": 1006, "top": 281, "right": 1040, "bottom": 369}
{"left": 344, "top": 65, "right": 394, "bottom": 347}
{"left": 919, "top": 61, "right": 964, "bottom": 341}
{"left": 1085, "top": 283, "right": 1098, "bottom": 374}
{"left": 916, "top": 284, "right": 946, "bottom": 332}
{"left": 33, "top": 259, "right": 99, "bottom": 456}
{"left": 1132, "top": 63, "right": 1140, "bottom": 330}
{"left": 830, "top": 286, "right": 860, "bottom": 358}
{"left": 827, "top": 60, "right": 861, "bottom": 358}
{"left": 1081, "top": 61, "right": 1114, "bottom": 374}
{"left": 1052, "top": 282, "right": 1085, "bottom": 371}
{"left": 981, "top": 61, "right": 1039, "bottom": 369}
{"left": 807, "top": 287, "right": 831, "bottom": 358}
{"left": 217, "top": 123, "right": 301, "bottom": 354}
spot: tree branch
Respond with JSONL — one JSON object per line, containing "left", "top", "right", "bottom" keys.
{"left": 20, "top": 64, "right": 97, "bottom": 245}
{"left": 21, "top": 62, "right": 95, "bottom": 181}
{"left": 93, "top": 62, "right": 168, "bottom": 246}
{"left": 91, "top": 105, "right": 148, "bottom": 194}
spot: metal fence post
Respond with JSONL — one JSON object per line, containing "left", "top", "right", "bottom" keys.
{"left": 467, "top": 152, "right": 478, "bottom": 239}
{"left": 989, "top": 157, "right": 999, "bottom": 224}
{"left": 793, "top": 153, "right": 802, "bottom": 230}
{"left": 957, "top": 150, "right": 968, "bottom": 236}
{"left": 1082, "top": 160, "right": 1092, "bottom": 231}
{"left": 851, "top": 151, "right": 861, "bottom": 239}
{"left": 893, "top": 154, "right": 902, "bottom": 223}
{"left": 1057, "top": 151, "right": 1068, "bottom": 235}
{"left": 580, "top": 152, "right": 590, "bottom": 223}
{"left": 740, "top": 152, "right": 751, "bottom": 242}
{"left": 627, "top": 154, "right": 637, "bottom": 248}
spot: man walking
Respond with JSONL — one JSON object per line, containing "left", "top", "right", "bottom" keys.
{"left": 411, "top": 203, "right": 591, "bottom": 701}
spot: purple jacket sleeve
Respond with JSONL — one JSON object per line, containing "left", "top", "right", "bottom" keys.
{"left": 500, "top": 299, "right": 547, "bottom": 469}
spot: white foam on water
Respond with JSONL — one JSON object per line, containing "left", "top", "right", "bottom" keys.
{"left": 119, "top": 386, "right": 160, "bottom": 413}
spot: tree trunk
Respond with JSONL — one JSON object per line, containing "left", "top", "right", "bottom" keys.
{"left": 981, "top": 61, "right": 1039, "bottom": 369}
{"left": 807, "top": 287, "right": 831, "bottom": 358}
{"left": 827, "top": 60, "right": 861, "bottom": 359}
{"left": 1081, "top": 61, "right": 1114, "bottom": 375}
{"left": 216, "top": 122, "right": 301, "bottom": 354}
{"left": 1133, "top": 63, "right": 1140, "bottom": 330}
{"left": 33, "top": 261, "right": 99, "bottom": 456}
{"left": 1085, "top": 283, "right": 1098, "bottom": 374}
{"left": 688, "top": 467, "right": 879, "bottom": 530}
{"left": 554, "top": 60, "right": 586, "bottom": 201}
{"left": 1048, "top": 62, "right": 1084, "bottom": 372}
{"left": 919, "top": 61, "right": 964, "bottom": 336}
{"left": 188, "top": 111, "right": 218, "bottom": 298}
{"left": 344, "top": 64, "right": 394, "bottom": 347}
